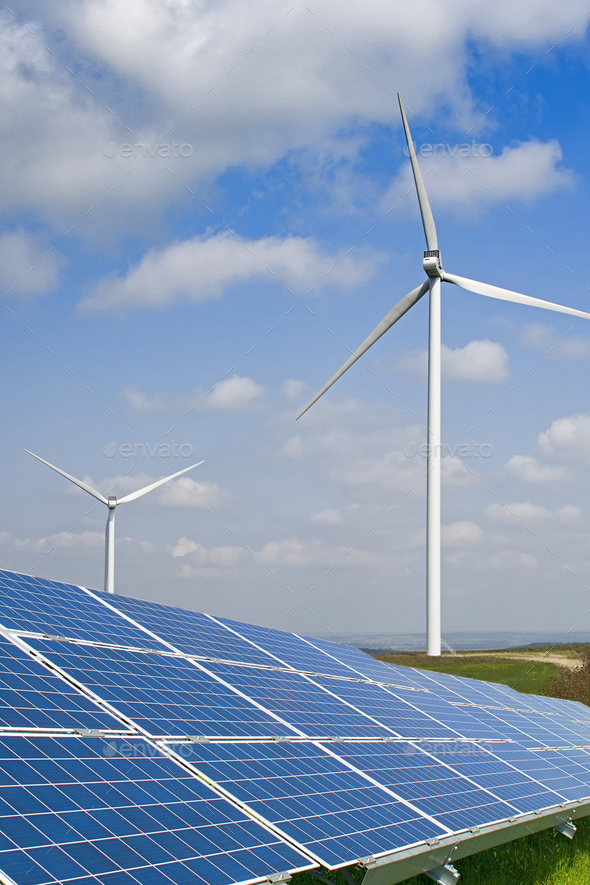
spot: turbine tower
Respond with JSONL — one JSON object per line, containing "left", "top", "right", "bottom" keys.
{"left": 297, "top": 94, "right": 590, "bottom": 656}
{"left": 24, "top": 449, "right": 204, "bottom": 594}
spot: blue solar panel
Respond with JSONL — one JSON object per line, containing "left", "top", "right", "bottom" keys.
{"left": 105, "top": 595, "right": 278, "bottom": 667}
{"left": 0, "top": 634, "right": 121, "bottom": 733}
{"left": 25, "top": 639, "right": 297, "bottom": 740}
{"left": 310, "top": 676, "right": 459, "bottom": 740}
{"left": 214, "top": 618, "right": 378, "bottom": 680}
{"left": 168, "top": 740, "right": 447, "bottom": 868}
{"left": 203, "top": 661, "right": 391, "bottom": 739}
{"left": 0, "top": 572, "right": 166, "bottom": 649}
{"left": 331, "top": 741, "right": 520, "bottom": 831}
{"left": 0, "top": 735, "right": 311, "bottom": 885}
{"left": 294, "top": 637, "right": 427, "bottom": 689}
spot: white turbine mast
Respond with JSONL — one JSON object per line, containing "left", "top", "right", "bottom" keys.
{"left": 297, "top": 93, "right": 590, "bottom": 657}
{"left": 24, "top": 449, "right": 204, "bottom": 595}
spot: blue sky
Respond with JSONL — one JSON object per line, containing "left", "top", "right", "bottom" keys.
{"left": 2, "top": 0, "right": 590, "bottom": 642}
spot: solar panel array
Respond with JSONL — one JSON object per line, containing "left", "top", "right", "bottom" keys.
{"left": 0, "top": 568, "right": 589, "bottom": 885}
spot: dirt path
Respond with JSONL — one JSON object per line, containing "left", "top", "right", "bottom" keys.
{"left": 454, "top": 651, "right": 580, "bottom": 670}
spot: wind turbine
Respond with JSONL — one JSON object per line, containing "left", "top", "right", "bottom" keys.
{"left": 297, "top": 93, "right": 590, "bottom": 657}
{"left": 24, "top": 449, "right": 204, "bottom": 594}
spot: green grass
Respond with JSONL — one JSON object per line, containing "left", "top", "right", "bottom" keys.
{"left": 373, "top": 652, "right": 560, "bottom": 695}
{"left": 290, "top": 817, "right": 590, "bottom": 885}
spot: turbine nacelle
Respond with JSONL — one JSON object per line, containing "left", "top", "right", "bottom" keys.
{"left": 107, "top": 496, "right": 117, "bottom": 509}
{"left": 423, "top": 250, "right": 443, "bottom": 278}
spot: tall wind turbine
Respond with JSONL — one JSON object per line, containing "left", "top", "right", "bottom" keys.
{"left": 297, "top": 93, "right": 590, "bottom": 657}
{"left": 24, "top": 449, "right": 204, "bottom": 594}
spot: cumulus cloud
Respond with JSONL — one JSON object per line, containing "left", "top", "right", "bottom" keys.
{"left": 538, "top": 413, "right": 590, "bottom": 463}
{"left": 157, "top": 479, "right": 234, "bottom": 510}
{"left": 121, "top": 376, "right": 264, "bottom": 415}
{"left": 310, "top": 504, "right": 359, "bottom": 525}
{"left": 203, "top": 376, "right": 264, "bottom": 411}
{"left": 282, "top": 379, "right": 305, "bottom": 401}
{"left": 401, "top": 340, "right": 509, "bottom": 382}
{"left": 121, "top": 387, "right": 168, "bottom": 415}
{"left": 253, "top": 536, "right": 381, "bottom": 569}
{"left": 443, "top": 340, "right": 509, "bottom": 382}
{"left": 0, "top": 232, "right": 62, "bottom": 297}
{"left": 0, "top": 1, "right": 587, "bottom": 229}
{"left": 383, "top": 140, "right": 573, "bottom": 213}
{"left": 521, "top": 324, "right": 590, "bottom": 360}
{"left": 171, "top": 538, "right": 244, "bottom": 565}
{"left": 441, "top": 520, "right": 484, "bottom": 545}
{"left": 81, "top": 233, "right": 381, "bottom": 312}
{"left": 485, "top": 502, "right": 580, "bottom": 521}
{"left": 506, "top": 455, "right": 570, "bottom": 484}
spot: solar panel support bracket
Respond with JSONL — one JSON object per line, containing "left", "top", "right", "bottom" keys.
{"left": 424, "top": 863, "right": 460, "bottom": 885}
{"left": 554, "top": 818, "right": 577, "bottom": 840}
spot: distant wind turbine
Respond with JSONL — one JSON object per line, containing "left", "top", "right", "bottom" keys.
{"left": 24, "top": 449, "right": 204, "bottom": 594}
{"left": 297, "top": 93, "right": 590, "bottom": 657}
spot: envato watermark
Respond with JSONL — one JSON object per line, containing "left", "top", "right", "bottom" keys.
{"left": 103, "top": 740, "right": 198, "bottom": 759}
{"left": 403, "top": 441, "right": 493, "bottom": 459}
{"left": 403, "top": 742, "right": 489, "bottom": 759}
{"left": 103, "top": 441, "right": 194, "bottom": 459}
{"left": 103, "top": 142, "right": 194, "bottom": 159}
{"left": 403, "top": 141, "right": 493, "bottom": 158}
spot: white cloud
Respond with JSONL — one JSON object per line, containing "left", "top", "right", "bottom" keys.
{"left": 400, "top": 340, "right": 509, "bottom": 382}
{"left": 538, "top": 413, "right": 590, "bottom": 463}
{"left": 485, "top": 502, "right": 580, "bottom": 521}
{"left": 81, "top": 233, "right": 381, "bottom": 312}
{"left": 486, "top": 550, "right": 538, "bottom": 569}
{"left": 282, "top": 379, "right": 305, "bottom": 401}
{"left": 311, "top": 508, "right": 344, "bottom": 525}
{"left": 311, "top": 504, "right": 359, "bottom": 525}
{"left": 203, "top": 376, "right": 264, "bottom": 411}
{"left": 441, "top": 520, "right": 484, "bottom": 545}
{"left": 0, "top": 232, "right": 62, "bottom": 297}
{"left": 2, "top": 2, "right": 588, "bottom": 227}
{"left": 442, "top": 340, "right": 509, "bottom": 382}
{"left": 254, "top": 536, "right": 380, "bottom": 568}
{"left": 171, "top": 538, "right": 244, "bottom": 566}
{"left": 383, "top": 140, "right": 573, "bottom": 213}
{"left": 521, "top": 324, "right": 590, "bottom": 360}
{"left": 120, "top": 387, "right": 167, "bottom": 415}
{"left": 506, "top": 455, "right": 570, "bottom": 484}
{"left": 158, "top": 479, "right": 233, "bottom": 509}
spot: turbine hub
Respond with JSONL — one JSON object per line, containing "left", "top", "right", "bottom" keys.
{"left": 423, "top": 249, "right": 443, "bottom": 278}
{"left": 107, "top": 496, "right": 117, "bottom": 509}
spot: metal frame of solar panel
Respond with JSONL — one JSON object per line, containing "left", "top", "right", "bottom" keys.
{"left": 0, "top": 570, "right": 590, "bottom": 885}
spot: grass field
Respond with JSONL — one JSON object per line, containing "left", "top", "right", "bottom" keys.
{"left": 289, "top": 645, "right": 590, "bottom": 885}
{"left": 372, "top": 651, "right": 561, "bottom": 695}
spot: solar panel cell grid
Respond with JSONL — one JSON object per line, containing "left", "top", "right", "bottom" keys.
{"left": 0, "top": 572, "right": 163, "bottom": 649}
{"left": 203, "top": 661, "right": 391, "bottom": 738}
{"left": 214, "top": 618, "right": 364, "bottom": 679}
{"left": 311, "top": 676, "right": 459, "bottom": 740}
{"left": 0, "top": 736, "right": 311, "bottom": 885}
{"left": 331, "top": 741, "right": 520, "bottom": 831}
{"left": 25, "top": 639, "right": 297, "bottom": 740}
{"left": 169, "top": 740, "right": 447, "bottom": 868}
{"left": 297, "top": 638, "right": 427, "bottom": 689}
{"left": 105, "top": 595, "right": 278, "bottom": 668}
{"left": 0, "top": 635, "right": 121, "bottom": 733}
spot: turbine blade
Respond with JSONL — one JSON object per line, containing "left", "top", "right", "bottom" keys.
{"left": 116, "top": 460, "right": 205, "bottom": 505}
{"left": 398, "top": 94, "right": 438, "bottom": 250}
{"left": 297, "top": 281, "right": 429, "bottom": 419}
{"left": 444, "top": 272, "right": 590, "bottom": 321}
{"left": 23, "top": 449, "right": 109, "bottom": 505}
